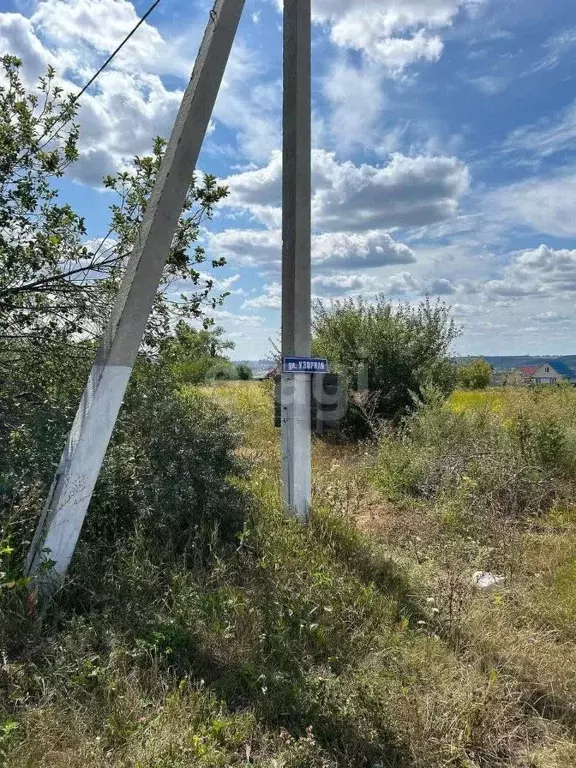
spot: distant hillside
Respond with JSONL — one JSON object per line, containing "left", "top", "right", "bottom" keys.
{"left": 234, "top": 359, "right": 275, "bottom": 376}
{"left": 455, "top": 356, "right": 576, "bottom": 373}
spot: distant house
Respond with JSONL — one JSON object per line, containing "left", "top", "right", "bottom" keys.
{"left": 518, "top": 361, "right": 576, "bottom": 385}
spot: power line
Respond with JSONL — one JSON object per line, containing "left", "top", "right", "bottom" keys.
{"left": 74, "top": 0, "right": 163, "bottom": 102}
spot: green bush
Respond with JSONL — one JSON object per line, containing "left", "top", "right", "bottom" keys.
{"left": 375, "top": 395, "right": 576, "bottom": 535}
{"left": 312, "top": 296, "right": 458, "bottom": 435}
{"left": 86, "top": 362, "right": 244, "bottom": 554}
{"left": 236, "top": 363, "right": 253, "bottom": 381}
{"left": 457, "top": 358, "right": 492, "bottom": 389}
{"left": 0, "top": 345, "right": 245, "bottom": 579}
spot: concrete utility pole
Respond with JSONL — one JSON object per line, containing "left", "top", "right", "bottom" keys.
{"left": 281, "top": 0, "right": 312, "bottom": 522}
{"left": 26, "top": 0, "right": 246, "bottom": 584}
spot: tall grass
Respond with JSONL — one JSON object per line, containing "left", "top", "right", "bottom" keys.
{"left": 3, "top": 382, "right": 576, "bottom": 766}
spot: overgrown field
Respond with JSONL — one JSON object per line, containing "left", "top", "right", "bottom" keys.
{"left": 2, "top": 381, "right": 576, "bottom": 766}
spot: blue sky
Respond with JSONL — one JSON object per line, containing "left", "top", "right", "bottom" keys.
{"left": 2, "top": 0, "right": 576, "bottom": 359}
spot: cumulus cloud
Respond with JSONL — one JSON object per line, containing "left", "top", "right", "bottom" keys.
{"left": 515, "top": 244, "right": 576, "bottom": 291}
{"left": 207, "top": 228, "right": 415, "bottom": 273}
{"left": 207, "top": 229, "right": 282, "bottom": 269}
{"left": 0, "top": 13, "right": 56, "bottom": 81}
{"left": 472, "top": 245, "right": 576, "bottom": 303}
{"left": 31, "top": 0, "right": 185, "bottom": 77}
{"left": 377, "top": 271, "right": 418, "bottom": 295}
{"left": 428, "top": 277, "right": 456, "bottom": 295}
{"left": 313, "top": 230, "right": 415, "bottom": 271}
{"left": 312, "top": 274, "right": 379, "bottom": 297}
{"left": 243, "top": 282, "right": 281, "bottom": 309}
{"left": 309, "top": 0, "right": 483, "bottom": 73}
{"left": 0, "top": 0, "right": 281, "bottom": 184}
{"left": 225, "top": 149, "right": 469, "bottom": 232}
{"left": 0, "top": 3, "right": 193, "bottom": 183}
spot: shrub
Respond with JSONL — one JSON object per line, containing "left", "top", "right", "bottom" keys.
{"left": 312, "top": 296, "right": 459, "bottom": 435}
{"left": 236, "top": 363, "right": 253, "bottom": 381}
{"left": 375, "top": 394, "right": 576, "bottom": 537}
{"left": 0, "top": 346, "right": 245, "bottom": 579}
{"left": 86, "top": 361, "right": 244, "bottom": 555}
{"left": 457, "top": 358, "right": 492, "bottom": 389}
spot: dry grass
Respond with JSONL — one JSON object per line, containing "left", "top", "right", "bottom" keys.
{"left": 197, "top": 381, "right": 576, "bottom": 765}
{"left": 4, "top": 381, "right": 576, "bottom": 766}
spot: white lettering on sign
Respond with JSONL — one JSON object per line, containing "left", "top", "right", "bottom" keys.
{"left": 283, "top": 357, "right": 328, "bottom": 374}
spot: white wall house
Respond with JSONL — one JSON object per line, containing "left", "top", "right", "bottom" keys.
{"left": 519, "top": 362, "right": 575, "bottom": 384}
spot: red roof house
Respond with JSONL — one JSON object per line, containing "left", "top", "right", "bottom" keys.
{"left": 519, "top": 366, "right": 539, "bottom": 379}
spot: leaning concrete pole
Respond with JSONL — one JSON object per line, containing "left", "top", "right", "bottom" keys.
{"left": 26, "top": 0, "right": 246, "bottom": 584}
{"left": 281, "top": 0, "right": 312, "bottom": 522}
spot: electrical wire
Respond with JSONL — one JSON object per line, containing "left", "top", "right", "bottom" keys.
{"left": 74, "top": 0, "right": 163, "bottom": 102}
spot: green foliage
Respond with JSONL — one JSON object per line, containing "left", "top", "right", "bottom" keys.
{"left": 236, "top": 363, "right": 253, "bottom": 381}
{"left": 162, "top": 322, "right": 235, "bottom": 360}
{"left": 2, "top": 381, "right": 573, "bottom": 766}
{"left": 103, "top": 143, "right": 230, "bottom": 349}
{"left": 0, "top": 55, "right": 83, "bottom": 342}
{"left": 312, "top": 295, "right": 459, "bottom": 434}
{"left": 0, "top": 57, "right": 229, "bottom": 352}
{"left": 0, "top": 352, "right": 244, "bottom": 590}
{"left": 159, "top": 322, "right": 237, "bottom": 384}
{"left": 457, "top": 358, "right": 493, "bottom": 389}
{"left": 375, "top": 395, "right": 576, "bottom": 537}
{"left": 86, "top": 362, "right": 244, "bottom": 553}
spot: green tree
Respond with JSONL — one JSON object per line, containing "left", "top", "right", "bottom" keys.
{"left": 457, "top": 358, "right": 493, "bottom": 390}
{"left": 236, "top": 363, "right": 253, "bottom": 380}
{"left": 0, "top": 56, "right": 229, "bottom": 351}
{"left": 159, "top": 321, "right": 236, "bottom": 384}
{"left": 161, "top": 321, "right": 234, "bottom": 360}
{"left": 312, "top": 295, "right": 459, "bottom": 434}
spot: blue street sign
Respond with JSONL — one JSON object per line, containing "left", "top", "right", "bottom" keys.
{"left": 283, "top": 356, "right": 329, "bottom": 374}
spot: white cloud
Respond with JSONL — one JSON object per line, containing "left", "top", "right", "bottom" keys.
{"left": 356, "top": 30, "right": 444, "bottom": 73}
{"left": 466, "top": 245, "right": 576, "bottom": 304}
{"left": 0, "top": 3, "right": 195, "bottom": 184}
{"left": 484, "top": 279, "right": 546, "bottom": 298}
{"left": 309, "top": 0, "right": 483, "bottom": 73}
{"left": 322, "top": 59, "right": 386, "bottom": 152}
{"left": 208, "top": 228, "right": 415, "bottom": 272}
{"left": 243, "top": 282, "right": 281, "bottom": 309}
{"left": 213, "top": 44, "right": 281, "bottom": 163}
{"left": 428, "top": 277, "right": 456, "bottom": 295}
{"left": 515, "top": 244, "right": 576, "bottom": 292}
{"left": 215, "top": 273, "right": 243, "bottom": 294}
{"left": 1, "top": 1, "right": 280, "bottom": 185}
{"left": 312, "top": 274, "right": 379, "bottom": 297}
{"left": 207, "top": 229, "right": 281, "bottom": 268}
{"left": 503, "top": 100, "right": 576, "bottom": 160}
{"left": 529, "top": 27, "right": 576, "bottom": 74}
{"left": 0, "top": 13, "right": 55, "bottom": 81}
{"left": 467, "top": 74, "right": 508, "bottom": 95}
{"left": 532, "top": 311, "right": 571, "bottom": 324}
{"left": 207, "top": 308, "right": 264, "bottom": 327}
{"left": 225, "top": 149, "right": 470, "bottom": 231}
{"left": 313, "top": 230, "right": 415, "bottom": 271}
{"left": 491, "top": 172, "right": 576, "bottom": 238}
{"left": 31, "top": 0, "right": 186, "bottom": 77}
{"left": 382, "top": 270, "right": 420, "bottom": 295}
